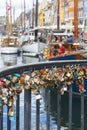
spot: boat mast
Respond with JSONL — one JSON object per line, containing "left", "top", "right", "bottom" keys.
{"left": 13, "top": 7, "right": 15, "bottom": 24}
{"left": 57, "top": 0, "right": 60, "bottom": 30}
{"left": 32, "top": 0, "right": 34, "bottom": 28}
{"left": 10, "top": 0, "right": 12, "bottom": 36}
{"left": 21, "top": 0, "right": 23, "bottom": 28}
{"left": 74, "top": 0, "right": 78, "bottom": 38}
{"left": 24, "top": 0, "right": 26, "bottom": 31}
{"left": 35, "top": 0, "right": 38, "bottom": 41}
{"left": 6, "top": 0, "right": 9, "bottom": 35}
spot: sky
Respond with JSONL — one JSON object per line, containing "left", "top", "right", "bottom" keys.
{"left": 0, "top": 0, "right": 51, "bottom": 20}
{"left": 0, "top": 0, "right": 35, "bottom": 18}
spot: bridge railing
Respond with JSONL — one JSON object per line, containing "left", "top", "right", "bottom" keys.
{"left": 0, "top": 60, "right": 87, "bottom": 130}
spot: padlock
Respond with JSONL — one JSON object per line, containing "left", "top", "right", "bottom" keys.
{"left": 19, "top": 76, "right": 25, "bottom": 85}
{"left": 67, "top": 80, "right": 73, "bottom": 85}
{"left": 9, "top": 116, "right": 15, "bottom": 121}
{"left": 2, "top": 88, "right": 8, "bottom": 96}
{"left": 12, "top": 76, "right": 18, "bottom": 83}
{"left": 39, "top": 69, "right": 45, "bottom": 75}
{"left": 16, "top": 86, "right": 22, "bottom": 95}
{"left": 79, "top": 85, "right": 84, "bottom": 93}
{"left": 1, "top": 94, "right": 6, "bottom": 101}
{"left": 6, "top": 80, "right": 11, "bottom": 86}
{"left": 24, "top": 74, "right": 30, "bottom": 83}
{"left": 8, "top": 107, "right": 14, "bottom": 116}
{"left": 78, "top": 70, "right": 84, "bottom": 76}
{"left": 33, "top": 77, "right": 40, "bottom": 85}
{"left": 14, "top": 73, "right": 20, "bottom": 78}
{"left": 30, "top": 78, "right": 35, "bottom": 85}
{"left": 3, "top": 98, "right": 7, "bottom": 105}
{"left": 31, "top": 71, "right": 37, "bottom": 77}
{"left": 58, "top": 68, "right": 63, "bottom": 75}
{"left": 24, "top": 83, "right": 31, "bottom": 90}
{"left": 78, "top": 85, "right": 86, "bottom": 93}
{"left": 8, "top": 101, "right": 13, "bottom": 107}
{"left": 0, "top": 80, "right": 3, "bottom": 87}
{"left": 74, "top": 73, "right": 78, "bottom": 79}
{"left": 6, "top": 75, "right": 12, "bottom": 80}
{"left": 60, "top": 87, "right": 65, "bottom": 95}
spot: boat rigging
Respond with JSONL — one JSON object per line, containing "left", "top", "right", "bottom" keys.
{"left": 1, "top": 0, "right": 19, "bottom": 54}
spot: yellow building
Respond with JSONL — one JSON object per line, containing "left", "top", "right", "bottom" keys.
{"left": 60, "top": 0, "right": 64, "bottom": 24}
{"left": 38, "top": 0, "right": 47, "bottom": 26}
{"left": 39, "top": 9, "right": 45, "bottom": 26}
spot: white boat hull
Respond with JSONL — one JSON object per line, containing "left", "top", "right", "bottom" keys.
{"left": 1, "top": 47, "right": 18, "bottom": 54}
{"left": 22, "top": 42, "right": 46, "bottom": 53}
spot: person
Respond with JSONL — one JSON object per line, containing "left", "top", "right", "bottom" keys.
{"left": 58, "top": 43, "right": 66, "bottom": 54}
{"left": 66, "top": 35, "right": 73, "bottom": 43}
{"left": 53, "top": 45, "right": 59, "bottom": 56}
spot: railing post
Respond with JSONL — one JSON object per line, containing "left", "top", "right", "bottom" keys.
{"left": 36, "top": 94, "right": 40, "bottom": 130}
{"left": 7, "top": 107, "right": 11, "bottom": 130}
{"left": 16, "top": 95, "right": 20, "bottom": 130}
{"left": 81, "top": 92, "right": 84, "bottom": 130}
{"left": 69, "top": 85, "right": 72, "bottom": 130}
{"left": 24, "top": 89, "right": 31, "bottom": 130}
{"left": 46, "top": 87, "right": 50, "bottom": 130}
{"left": 0, "top": 106, "right": 3, "bottom": 130}
{"left": 57, "top": 85, "right": 61, "bottom": 130}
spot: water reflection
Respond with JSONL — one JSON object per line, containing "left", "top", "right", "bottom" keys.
{"left": 1, "top": 53, "right": 17, "bottom": 66}
{"left": 45, "top": 88, "right": 87, "bottom": 130}
{"left": 22, "top": 54, "right": 39, "bottom": 63}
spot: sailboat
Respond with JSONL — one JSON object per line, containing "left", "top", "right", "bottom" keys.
{"left": 1, "top": 0, "right": 19, "bottom": 54}
{"left": 22, "top": 0, "right": 47, "bottom": 56}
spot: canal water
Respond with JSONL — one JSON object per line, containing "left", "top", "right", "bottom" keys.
{"left": 0, "top": 53, "right": 87, "bottom": 130}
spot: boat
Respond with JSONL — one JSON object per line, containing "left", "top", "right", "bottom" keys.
{"left": 21, "top": 27, "right": 49, "bottom": 55}
{"left": 1, "top": 36, "right": 19, "bottom": 54}
{"left": 21, "top": 0, "right": 48, "bottom": 55}
{"left": 22, "top": 41, "right": 47, "bottom": 54}
{"left": 39, "top": 29, "right": 87, "bottom": 61}
{"left": 0, "top": 0, "right": 19, "bottom": 55}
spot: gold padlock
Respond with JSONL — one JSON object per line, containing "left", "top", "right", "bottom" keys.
{"left": 16, "top": 87, "right": 22, "bottom": 94}
{"left": 8, "top": 107, "right": 14, "bottom": 116}
{"left": 24, "top": 84, "right": 31, "bottom": 90}
{"left": 25, "top": 75, "right": 30, "bottom": 82}
{"left": 6, "top": 80, "right": 11, "bottom": 86}
{"left": 2, "top": 94, "right": 6, "bottom": 100}
{"left": 31, "top": 71, "right": 37, "bottom": 77}
{"left": 19, "top": 76, "right": 25, "bottom": 85}
{"left": 12, "top": 76, "right": 18, "bottom": 83}
{"left": 33, "top": 77, "right": 40, "bottom": 85}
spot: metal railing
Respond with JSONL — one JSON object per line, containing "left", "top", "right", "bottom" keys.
{"left": 0, "top": 60, "right": 87, "bottom": 130}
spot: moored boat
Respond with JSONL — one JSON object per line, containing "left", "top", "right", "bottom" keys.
{"left": 1, "top": 36, "right": 19, "bottom": 54}
{"left": 22, "top": 27, "right": 49, "bottom": 54}
{"left": 0, "top": 0, "right": 20, "bottom": 55}
{"left": 39, "top": 29, "right": 87, "bottom": 61}
{"left": 40, "top": 43, "right": 87, "bottom": 61}
{"left": 22, "top": 41, "right": 46, "bottom": 53}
